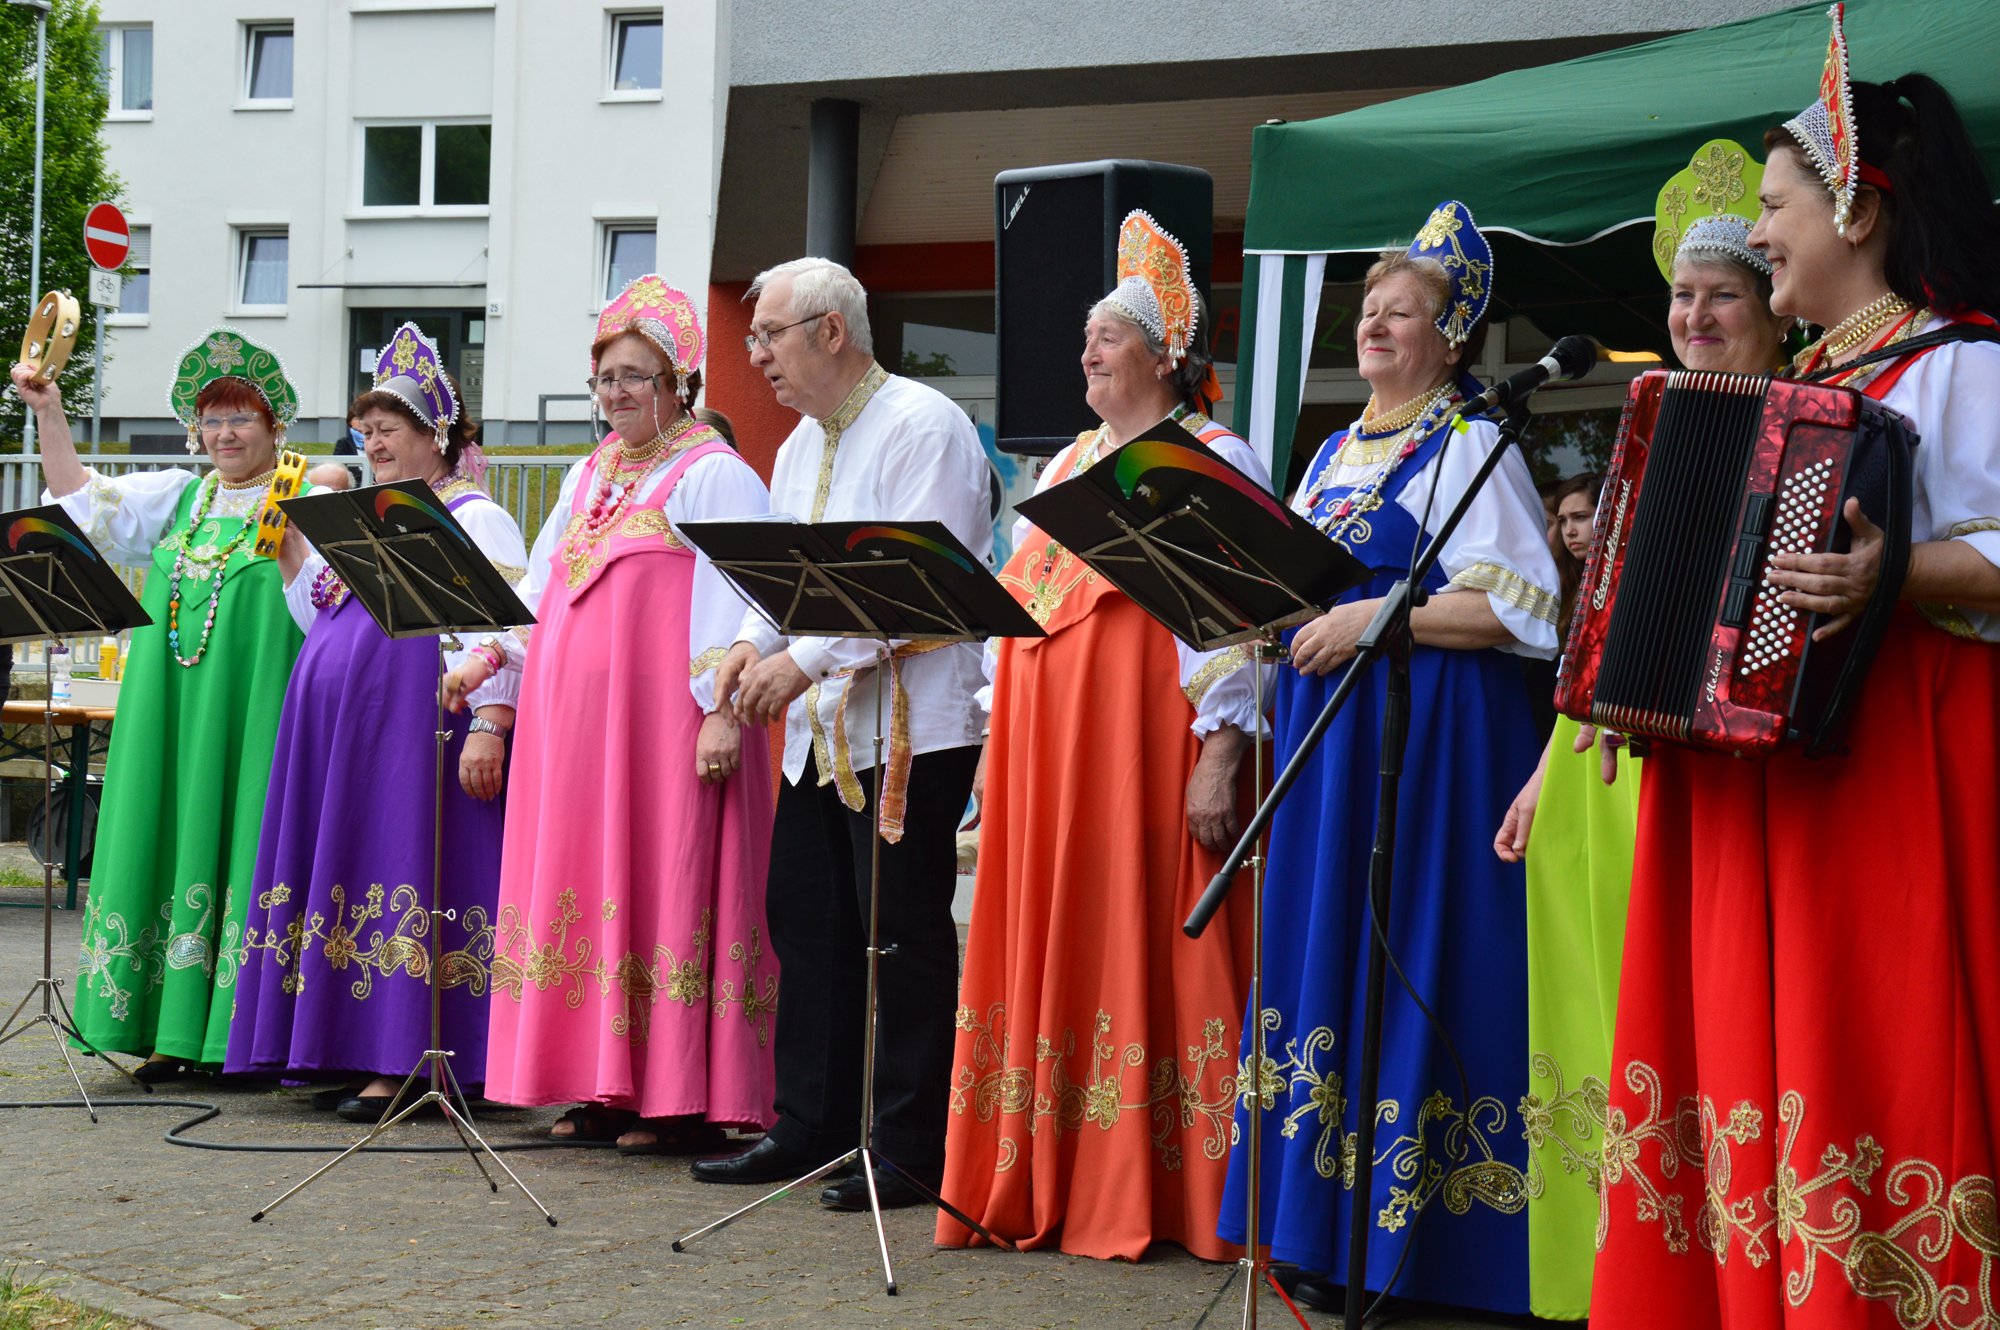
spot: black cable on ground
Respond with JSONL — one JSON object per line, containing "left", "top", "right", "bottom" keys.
{"left": 0, "top": 1098, "right": 617, "bottom": 1152}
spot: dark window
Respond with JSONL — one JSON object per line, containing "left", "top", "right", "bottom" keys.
{"left": 604, "top": 227, "right": 656, "bottom": 299}
{"left": 125, "top": 226, "right": 150, "bottom": 315}
{"left": 248, "top": 27, "right": 294, "bottom": 100}
{"left": 363, "top": 125, "right": 422, "bottom": 206}
{"left": 433, "top": 124, "right": 491, "bottom": 206}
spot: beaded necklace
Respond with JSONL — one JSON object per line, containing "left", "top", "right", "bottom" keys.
{"left": 1793, "top": 304, "right": 1927, "bottom": 385}
{"left": 1791, "top": 292, "right": 1916, "bottom": 376}
{"left": 166, "top": 472, "right": 265, "bottom": 667}
{"left": 560, "top": 414, "right": 703, "bottom": 567}
{"left": 1301, "top": 386, "right": 1463, "bottom": 546}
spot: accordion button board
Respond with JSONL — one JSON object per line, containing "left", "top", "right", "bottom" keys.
{"left": 1553, "top": 369, "right": 1916, "bottom": 758}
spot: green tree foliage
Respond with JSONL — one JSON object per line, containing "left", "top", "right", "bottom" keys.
{"left": 1, "top": 0, "right": 122, "bottom": 442}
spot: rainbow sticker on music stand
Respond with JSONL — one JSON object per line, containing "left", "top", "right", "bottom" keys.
{"left": 7, "top": 517, "right": 97, "bottom": 562}
{"left": 1113, "top": 437, "right": 1288, "bottom": 523}
{"left": 845, "top": 525, "right": 978, "bottom": 575}
{"left": 375, "top": 486, "right": 471, "bottom": 547}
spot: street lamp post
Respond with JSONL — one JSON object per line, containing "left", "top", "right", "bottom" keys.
{"left": 8, "top": 0, "right": 52, "bottom": 450}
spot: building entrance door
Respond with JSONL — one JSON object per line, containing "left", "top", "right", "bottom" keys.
{"left": 348, "top": 308, "right": 488, "bottom": 421}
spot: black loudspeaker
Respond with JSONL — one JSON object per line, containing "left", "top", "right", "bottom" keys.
{"left": 995, "top": 160, "right": 1213, "bottom": 455}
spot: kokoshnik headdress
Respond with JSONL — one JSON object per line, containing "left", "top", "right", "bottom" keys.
{"left": 1783, "top": 3, "right": 1891, "bottom": 236}
{"left": 595, "top": 274, "right": 705, "bottom": 399}
{"left": 1654, "top": 139, "right": 1771, "bottom": 279}
{"left": 373, "top": 321, "right": 459, "bottom": 453}
{"left": 1106, "top": 210, "right": 1198, "bottom": 366}
{"left": 170, "top": 326, "right": 299, "bottom": 455}
{"left": 1407, "top": 201, "right": 1493, "bottom": 347}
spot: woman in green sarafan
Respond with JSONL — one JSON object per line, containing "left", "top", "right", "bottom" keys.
{"left": 11, "top": 328, "right": 309, "bottom": 1078}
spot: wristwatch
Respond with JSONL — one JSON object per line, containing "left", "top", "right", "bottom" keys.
{"left": 469, "top": 716, "right": 508, "bottom": 739}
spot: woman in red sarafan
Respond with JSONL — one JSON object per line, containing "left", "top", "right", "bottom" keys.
{"left": 1590, "top": 10, "right": 2000, "bottom": 1330}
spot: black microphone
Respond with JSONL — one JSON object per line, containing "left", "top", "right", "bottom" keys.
{"left": 1459, "top": 335, "right": 1597, "bottom": 416}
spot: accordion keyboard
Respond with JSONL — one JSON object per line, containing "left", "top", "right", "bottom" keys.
{"left": 1739, "top": 458, "right": 1835, "bottom": 677}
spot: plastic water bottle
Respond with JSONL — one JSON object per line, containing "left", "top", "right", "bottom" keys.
{"left": 51, "top": 642, "right": 72, "bottom": 705}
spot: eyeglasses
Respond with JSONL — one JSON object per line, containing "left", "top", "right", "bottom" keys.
{"left": 585, "top": 371, "right": 661, "bottom": 394}
{"left": 198, "top": 414, "right": 260, "bottom": 433}
{"left": 742, "top": 312, "right": 825, "bottom": 353}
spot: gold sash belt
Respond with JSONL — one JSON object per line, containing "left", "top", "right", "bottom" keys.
{"left": 817, "top": 640, "right": 953, "bottom": 844}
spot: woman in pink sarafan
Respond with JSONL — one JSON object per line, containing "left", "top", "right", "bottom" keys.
{"left": 444, "top": 275, "right": 777, "bottom": 1153}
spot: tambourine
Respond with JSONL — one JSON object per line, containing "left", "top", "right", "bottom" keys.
{"left": 251, "top": 450, "right": 311, "bottom": 559}
{"left": 19, "top": 290, "right": 81, "bottom": 383}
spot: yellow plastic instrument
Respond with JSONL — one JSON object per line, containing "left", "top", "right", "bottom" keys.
{"left": 251, "top": 450, "right": 310, "bottom": 559}
{"left": 19, "top": 290, "right": 80, "bottom": 382}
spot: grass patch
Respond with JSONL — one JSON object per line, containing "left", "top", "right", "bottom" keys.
{"left": 0, "top": 866, "right": 47, "bottom": 890}
{"left": 0, "top": 1268, "right": 135, "bottom": 1329}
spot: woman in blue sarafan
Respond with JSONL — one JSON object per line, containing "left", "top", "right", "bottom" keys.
{"left": 1218, "top": 202, "right": 1561, "bottom": 1315}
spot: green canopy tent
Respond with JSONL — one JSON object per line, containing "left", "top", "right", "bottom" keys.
{"left": 1231, "top": 0, "right": 2000, "bottom": 481}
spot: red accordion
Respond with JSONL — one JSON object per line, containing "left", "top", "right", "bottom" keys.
{"left": 1554, "top": 369, "right": 1916, "bottom": 757}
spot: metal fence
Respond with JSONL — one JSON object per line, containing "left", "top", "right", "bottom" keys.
{"left": 0, "top": 453, "right": 581, "bottom": 550}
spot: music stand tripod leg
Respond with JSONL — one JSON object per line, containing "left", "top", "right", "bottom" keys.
{"left": 250, "top": 639, "right": 559, "bottom": 1224}
{"left": 46, "top": 979, "right": 150, "bottom": 1092}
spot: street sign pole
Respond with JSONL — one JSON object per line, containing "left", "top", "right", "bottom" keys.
{"left": 82, "top": 207, "right": 130, "bottom": 457}
{"left": 11, "top": 0, "right": 51, "bottom": 450}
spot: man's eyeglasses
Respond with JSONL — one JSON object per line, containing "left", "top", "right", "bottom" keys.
{"left": 198, "top": 414, "right": 260, "bottom": 433}
{"left": 585, "top": 371, "right": 661, "bottom": 394}
{"left": 743, "top": 312, "right": 826, "bottom": 353}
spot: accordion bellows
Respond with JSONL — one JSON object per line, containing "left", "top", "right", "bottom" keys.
{"left": 1555, "top": 370, "right": 1917, "bottom": 758}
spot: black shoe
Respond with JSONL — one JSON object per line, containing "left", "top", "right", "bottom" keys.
{"left": 689, "top": 1135, "right": 816, "bottom": 1185}
{"left": 1291, "top": 1275, "right": 1344, "bottom": 1314}
{"left": 309, "top": 1084, "right": 365, "bottom": 1111}
{"left": 132, "top": 1059, "right": 189, "bottom": 1085}
{"left": 336, "top": 1094, "right": 433, "bottom": 1124}
{"left": 819, "top": 1161, "right": 943, "bottom": 1212}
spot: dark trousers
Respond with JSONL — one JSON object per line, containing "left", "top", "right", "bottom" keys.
{"left": 765, "top": 743, "right": 978, "bottom": 1170}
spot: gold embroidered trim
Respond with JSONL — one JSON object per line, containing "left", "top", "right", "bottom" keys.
{"left": 78, "top": 468, "right": 127, "bottom": 560}
{"left": 997, "top": 539, "right": 1096, "bottom": 627}
{"left": 808, "top": 360, "right": 889, "bottom": 523}
{"left": 1251, "top": 1013, "right": 1527, "bottom": 1228}
{"left": 1521, "top": 1051, "right": 1611, "bottom": 1203}
{"left": 489, "top": 560, "right": 525, "bottom": 585}
{"left": 432, "top": 477, "right": 481, "bottom": 506}
{"left": 1183, "top": 645, "right": 1248, "bottom": 709}
{"left": 618, "top": 508, "right": 682, "bottom": 547}
{"left": 1601, "top": 1063, "right": 2000, "bottom": 1328}
{"left": 1452, "top": 561, "right": 1562, "bottom": 626}
{"left": 491, "top": 885, "right": 776, "bottom": 1046}
{"left": 950, "top": 1002, "right": 1237, "bottom": 1173}
{"left": 239, "top": 882, "right": 493, "bottom": 1001}
{"left": 689, "top": 646, "right": 728, "bottom": 678}
{"left": 1915, "top": 603, "right": 1987, "bottom": 641}
{"left": 1946, "top": 517, "right": 2000, "bottom": 539}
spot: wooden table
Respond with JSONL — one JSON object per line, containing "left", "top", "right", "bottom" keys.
{"left": 0, "top": 699, "right": 115, "bottom": 910}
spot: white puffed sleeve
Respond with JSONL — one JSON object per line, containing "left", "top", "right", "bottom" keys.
{"left": 449, "top": 498, "right": 531, "bottom": 711}
{"left": 497, "top": 458, "right": 589, "bottom": 670}
{"left": 1888, "top": 331, "right": 2000, "bottom": 642}
{"left": 283, "top": 552, "right": 326, "bottom": 635}
{"left": 1178, "top": 430, "right": 1277, "bottom": 734}
{"left": 1395, "top": 419, "right": 1562, "bottom": 658}
{"left": 665, "top": 450, "right": 771, "bottom": 713}
{"left": 45, "top": 467, "right": 197, "bottom": 567}
{"left": 975, "top": 637, "right": 998, "bottom": 716}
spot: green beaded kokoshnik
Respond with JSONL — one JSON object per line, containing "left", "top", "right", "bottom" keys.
{"left": 169, "top": 326, "right": 299, "bottom": 437}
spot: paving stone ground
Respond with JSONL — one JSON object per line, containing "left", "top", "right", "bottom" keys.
{"left": 0, "top": 867, "right": 1548, "bottom": 1330}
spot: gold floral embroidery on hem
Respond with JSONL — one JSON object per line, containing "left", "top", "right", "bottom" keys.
{"left": 950, "top": 1002, "right": 1237, "bottom": 1174}
{"left": 1253, "top": 1013, "right": 1528, "bottom": 1229}
{"left": 1521, "top": 1051, "right": 1611, "bottom": 1202}
{"left": 711, "top": 927, "right": 779, "bottom": 1048}
{"left": 1451, "top": 561, "right": 1561, "bottom": 626}
{"left": 492, "top": 886, "right": 772, "bottom": 1046}
{"left": 1600, "top": 1064, "right": 1999, "bottom": 1329}
{"left": 238, "top": 881, "right": 494, "bottom": 1001}
{"left": 76, "top": 894, "right": 171, "bottom": 1023}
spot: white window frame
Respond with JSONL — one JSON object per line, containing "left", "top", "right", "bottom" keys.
{"left": 106, "top": 221, "right": 151, "bottom": 328}
{"left": 233, "top": 226, "right": 290, "bottom": 317}
{"left": 240, "top": 22, "right": 295, "bottom": 111}
{"left": 351, "top": 118, "right": 493, "bottom": 218}
{"left": 598, "top": 221, "right": 658, "bottom": 308}
{"left": 100, "top": 24, "right": 153, "bottom": 122}
{"left": 602, "top": 9, "right": 664, "bottom": 103}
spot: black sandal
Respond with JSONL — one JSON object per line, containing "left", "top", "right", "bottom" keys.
{"left": 549, "top": 1104, "right": 637, "bottom": 1142}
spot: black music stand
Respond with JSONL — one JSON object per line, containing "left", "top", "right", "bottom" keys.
{"left": 671, "top": 516, "right": 1041, "bottom": 1296}
{"left": 1178, "top": 400, "right": 1543, "bottom": 1330}
{"left": 247, "top": 480, "right": 553, "bottom": 1226}
{"left": 1017, "top": 423, "right": 1369, "bottom": 1330}
{"left": 0, "top": 504, "right": 152, "bottom": 1117}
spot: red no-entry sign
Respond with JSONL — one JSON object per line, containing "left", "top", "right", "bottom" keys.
{"left": 84, "top": 202, "right": 130, "bottom": 271}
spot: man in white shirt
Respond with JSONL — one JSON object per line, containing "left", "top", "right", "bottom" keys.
{"left": 693, "top": 259, "right": 991, "bottom": 1209}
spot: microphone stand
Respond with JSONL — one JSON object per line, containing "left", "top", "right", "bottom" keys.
{"left": 1184, "top": 399, "right": 1536, "bottom": 1330}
